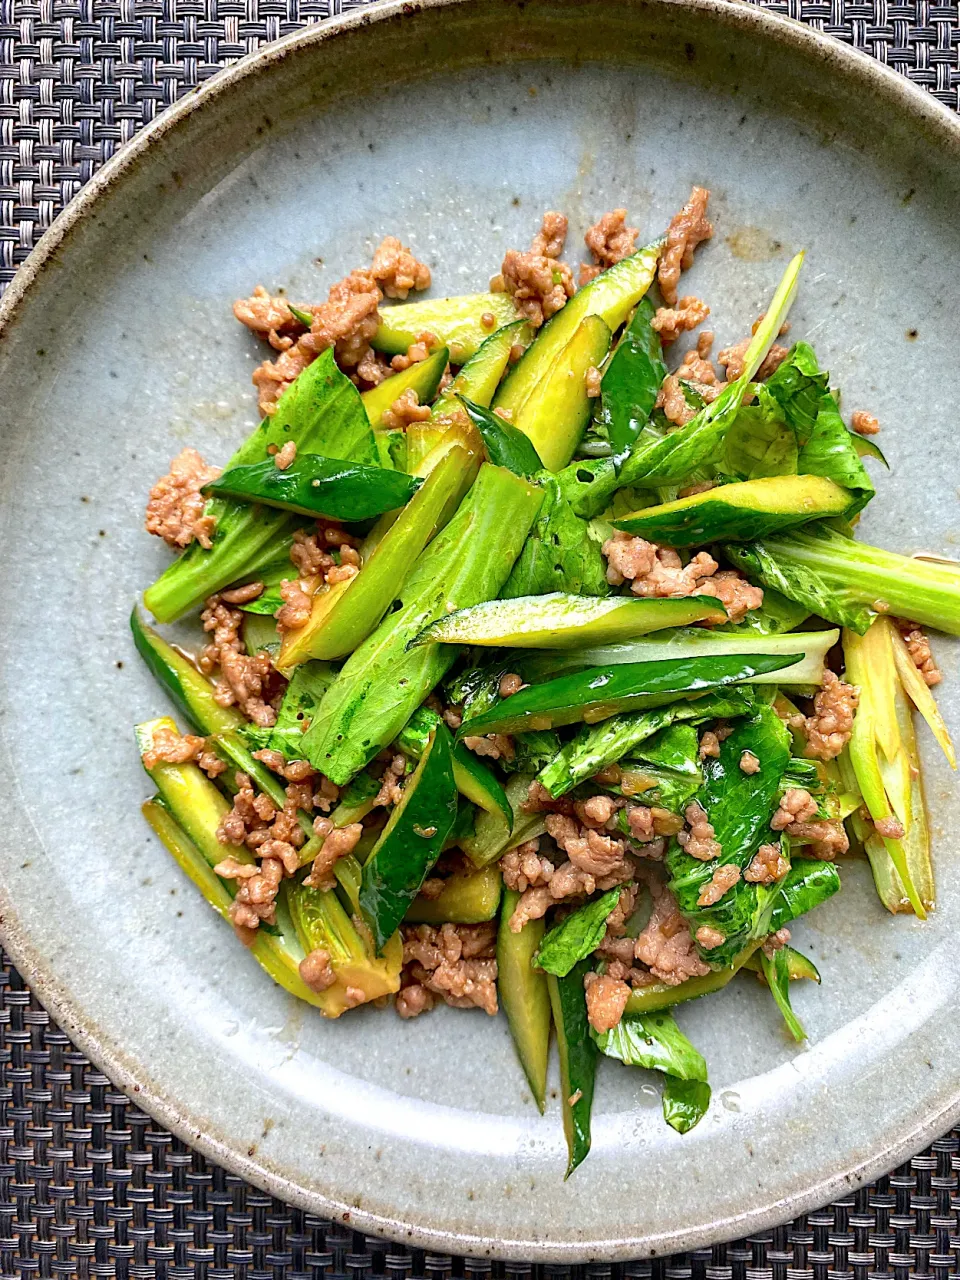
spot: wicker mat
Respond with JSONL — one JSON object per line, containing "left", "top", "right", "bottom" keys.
{"left": 2, "top": 0, "right": 960, "bottom": 1273}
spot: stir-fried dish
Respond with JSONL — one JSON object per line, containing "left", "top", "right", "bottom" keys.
{"left": 134, "top": 192, "right": 958, "bottom": 1174}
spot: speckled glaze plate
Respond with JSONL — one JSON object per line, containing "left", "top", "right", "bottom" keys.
{"left": 1, "top": 0, "right": 960, "bottom": 1259}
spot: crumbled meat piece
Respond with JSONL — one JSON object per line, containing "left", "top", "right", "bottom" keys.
{"left": 803, "top": 671, "right": 859, "bottom": 761}
{"left": 289, "top": 528, "right": 334, "bottom": 577}
{"left": 273, "top": 440, "right": 297, "bottom": 470}
{"left": 677, "top": 801, "right": 722, "bottom": 861}
{"left": 199, "top": 596, "right": 285, "bottom": 726}
{"left": 695, "top": 569, "right": 764, "bottom": 624}
{"left": 696, "top": 925, "right": 726, "bottom": 950}
{"left": 442, "top": 705, "right": 463, "bottom": 730}
{"left": 145, "top": 448, "right": 221, "bottom": 550}
{"left": 717, "top": 321, "right": 789, "bottom": 383}
{"left": 585, "top": 366, "right": 603, "bottom": 398}
{"left": 898, "top": 621, "right": 942, "bottom": 686}
{"left": 522, "top": 779, "right": 576, "bottom": 815}
{"left": 876, "top": 815, "right": 906, "bottom": 839}
{"left": 462, "top": 734, "right": 515, "bottom": 762}
{"left": 382, "top": 388, "right": 432, "bottom": 431}
{"left": 634, "top": 878, "right": 711, "bottom": 985}
{"left": 602, "top": 533, "right": 714, "bottom": 596}
{"left": 499, "top": 672, "right": 524, "bottom": 698}
{"left": 221, "top": 581, "right": 265, "bottom": 605}
{"left": 762, "top": 926, "right": 791, "bottom": 957}
{"left": 575, "top": 794, "right": 622, "bottom": 829}
{"left": 745, "top": 842, "right": 789, "bottom": 884}
{"left": 583, "top": 972, "right": 630, "bottom": 1033}
{"left": 506, "top": 854, "right": 634, "bottom": 932}
{"left": 251, "top": 750, "right": 316, "bottom": 783}
{"left": 771, "top": 787, "right": 819, "bottom": 831}
{"left": 699, "top": 730, "right": 721, "bottom": 759}
{"left": 276, "top": 578, "right": 314, "bottom": 632}
{"left": 198, "top": 751, "right": 227, "bottom": 777}
{"left": 851, "top": 409, "right": 880, "bottom": 436}
{"left": 396, "top": 923, "right": 498, "bottom": 1017}
{"left": 491, "top": 212, "right": 575, "bottom": 328}
{"left": 676, "top": 340, "right": 724, "bottom": 394}
{"left": 389, "top": 330, "right": 438, "bottom": 371}
{"left": 544, "top": 813, "right": 628, "bottom": 878}
{"left": 584, "top": 208, "right": 639, "bottom": 269}
{"left": 624, "top": 805, "right": 656, "bottom": 844}
{"left": 142, "top": 726, "right": 207, "bottom": 771}
{"left": 233, "top": 285, "right": 305, "bottom": 339}
{"left": 374, "top": 753, "right": 407, "bottom": 807}
{"left": 652, "top": 296, "right": 711, "bottom": 345}
{"left": 304, "top": 822, "right": 363, "bottom": 890}
{"left": 655, "top": 373, "right": 697, "bottom": 427}
{"left": 313, "top": 775, "right": 340, "bottom": 813}
{"left": 658, "top": 187, "right": 713, "bottom": 306}
{"left": 787, "top": 819, "right": 849, "bottom": 859}
{"left": 739, "top": 750, "right": 761, "bottom": 775}
{"left": 370, "top": 235, "right": 431, "bottom": 299}
{"left": 219, "top": 855, "right": 284, "bottom": 940}
{"left": 419, "top": 876, "right": 447, "bottom": 901}
{"left": 299, "top": 948, "right": 337, "bottom": 992}
{"left": 697, "top": 862, "right": 741, "bottom": 907}
{"left": 500, "top": 840, "right": 554, "bottom": 893}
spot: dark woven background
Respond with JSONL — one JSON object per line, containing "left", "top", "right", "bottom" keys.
{"left": 2, "top": 0, "right": 960, "bottom": 1273}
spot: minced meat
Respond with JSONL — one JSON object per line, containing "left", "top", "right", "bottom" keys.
{"left": 145, "top": 448, "right": 220, "bottom": 550}
{"left": 658, "top": 187, "right": 713, "bottom": 306}
{"left": 491, "top": 212, "right": 575, "bottom": 328}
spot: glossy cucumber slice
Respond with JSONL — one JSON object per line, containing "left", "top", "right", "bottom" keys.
{"left": 374, "top": 293, "right": 521, "bottom": 363}
{"left": 547, "top": 960, "right": 597, "bottom": 1177}
{"left": 498, "top": 889, "right": 551, "bottom": 1113}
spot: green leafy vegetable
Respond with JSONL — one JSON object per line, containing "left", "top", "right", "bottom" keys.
{"left": 766, "top": 857, "right": 841, "bottom": 934}
{"left": 592, "top": 1009, "right": 707, "bottom": 1082}
{"left": 242, "top": 662, "right": 335, "bottom": 757}
{"left": 547, "top": 961, "right": 597, "bottom": 1177}
{"left": 457, "top": 395, "right": 543, "bottom": 477}
{"left": 759, "top": 944, "right": 807, "bottom": 1041}
{"left": 501, "top": 474, "right": 612, "bottom": 598}
{"left": 662, "top": 1078, "right": 712, "bottom": 1133}
{"left": 593, "top": 297, "right": 667, "bottom": 455}
{"left": 535, "top": 888, "right": 623, "bottom": 977}
{"left": 207, "top": 454, "right": 421, "bottom": 520}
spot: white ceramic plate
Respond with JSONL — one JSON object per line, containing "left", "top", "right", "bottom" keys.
{"left": 1, "top": 0, "right": 959, "bottom": 1258}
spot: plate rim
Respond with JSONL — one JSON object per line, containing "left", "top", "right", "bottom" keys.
{"left": 2, "top": 0, "right": 960, "bottom": 1258}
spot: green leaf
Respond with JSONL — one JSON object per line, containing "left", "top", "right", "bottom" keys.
{"left": 457, "top": 395, "right": 543, "bottom": 477}
{"left": 242, "top": 662, "right": 335, "bottom": 757}
{"left": 723, "top": 399, "right": 799, "bottom": 479}
{"left": 630, "top": 722, "right": 701, "bottom": 775}
{"left": 662, "top": 1077, "right": 712, "bottom": 1133}
{"left": 535, "top": 888, "right": 623, "bottom": 977}
{"left": 766, "top": 857, "right": 841, "bottom": 934}
{"left": 593, "top": 297, "right": 667, "bottom": 455}
{"left": 592, "top": 1010, "right": 707, "bottom": 1081}
{"left": 501, "top": 474, "right": 611, "bottom": 598}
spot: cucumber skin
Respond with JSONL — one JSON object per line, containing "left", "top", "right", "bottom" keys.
{"left": 374, "top": 294, "right": 521, "bottom": 364}
{"left": 547, "top": 960, "right": 597, "bottom": 1178}
{"left": 360, "top": 346, "right": 448, "bottom": 428}
{"left": 497, "top": 890, "right": 551, "bottom": 1112}
{"left": 301, "top": 464, "right": 543, "bottom": 784}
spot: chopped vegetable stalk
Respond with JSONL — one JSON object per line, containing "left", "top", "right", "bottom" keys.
{"left": 535, "top": 888, "right": 623, "bottom": 977}
{"left": 844, "top": 621, "right": 930, "bottom": 916}
{"left": 412, "top": 593, "right": 727, "bottom": 650}
{"left": 358, "top": 724, "right": 459, "bottom": 950}
{"left": 359, "top": 346, "right": 449, "bottom": 428}
{"left": 136, "top": 717, "right": 233, "bottom": 865}
{"left": 277, "top": 440, "right": 478, "bottom": 667}
{"left": 497, "top": 889, "right": 551, "bottom": 1112}
{"left": 301, "top": 464, "right": 543, "bottom": 784}
{"left": 405, "top": 864, "right": 503, "bottom": 924}
{"left": 373, "top": 294, "right": 521, "bottom": 364}
{"left": 725, "top": 523, "right": 960, "bottom": 635}
{"left": 624, "top": 941, "right": 762, "bottom": 1015}
{"left": 889, "top": 625, "right": 956, "bottom": 768}
{"left": 613, "top": 475, "right": 853, "bottom": 546}
{"left": 206, "top": 455, "right": 421, "bottom": 520}
{"left": 546, "top": 961, "right": 597, "bottom": 1178}
{"left": 457, "top": 652, "right": 800, "bottom": 738}
{"left": 743, "top": 943, "right": 820, "bottom": 983}
{"left": 759, "top": 945, "right": 807, "bottom": 1041}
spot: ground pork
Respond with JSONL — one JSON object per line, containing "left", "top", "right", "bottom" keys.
{"left": 652, "top": 296, "right": 711, "bottom": 345}
{"left": 585, "top": 366, "right": 603, "bottom": 398}
{"left": 582, "top": 208, "right": 639, "bottom": 280}
{"left": 298, "top": 948, "right": 337, "bottom": 993}
{"left": 717, "top": 321, "right": 789, "bottom": 383}
{"left": 762, "top": 926, "right": 791, "bottom": 957}
{"left": 771, "top": 787, "right": 819, "bottom": 831}
{"left": 462, "top": 733, "right": 515, "bottom": 762}
{"left": 145, "top": 448, "right": 221, "bottom": 550}
{"left": 381, "top": 388, "right": 432, "bottom": 431}
{"left": 655, "top": 373, "right": 698, "bottom": 427}
{"left": 658, "top": 187, "right": 713, "bottom": 306}
{"left": 603, "top": 533, "right": 715, "bottom": 594}
{"left": 522, "top": 779, "right": 576, "bottom": 815}
{"left": 544, "top": 813, "right": 628, "bottom": 878}
{"left": 250, "top": 749, "right": 316, "bottom": 783}
{"left": 803, "top": 671, "right": 859, "bottom": 761}
{"left": 388, "top": 330, "right": 438, "bottom": 372}
{"left": 304, "top": 820, "right": 363, "bottom": 889}
{"left": 370, "top": 235, "right": 431, "bottom": 298}
{"left": 233, "top": 285, "right": 306, "bottom": 341}
{"left": 373, "top": 753, "right": 407, "bottom": 807}
{"left": 697, "top": 862, "right": 741, "bottom": 907}
{"left": 787, "top": 819, "right": 849, "bottom": 859}
{"left": 584, "top": 972, "right": 630, "bottom": 1033}
{"left": 142, "top": 726, "right": 208, "bottom": 772}
{"left": 898, "top": 621, "right": 942, "bottom": 686}
{"left": 851, "top": 409, "right": 880, "bottom": 436}
{"left": 199, "top": 596, "right": 285, "bottom": 726}
{"left": 216, "top": 771, "right": 307, "bottom": 857}
{"left": 677, "top": 800, "right": 722, "bottom": 861}
{"left": 499, "top": 672, "right": 524, "bottom": 697}
{"left": 491, "top": 211, "right": 575, "bottom": 328}
{"left": 875, "top": 815, "right": 906, "bottom": 839}
{"left": 575, "top": 793, "right": 622, "bottom": 829}
{"left": 739, "top": 750, "right": 761, "bottom": 775}
{"left": 623, "top": 803, "right": 680, "bottom": 848}
{"left": 272, "top": 441, "right": 297, "bottom": 471}
{"left": 697, "top": 570, "right": 765, "bottom": 625}
{"left": 215, "top": 854, "right": 285, "bottom": 941}
{"left": 396, "top": 923, "right": 498, "bottom": 1018}
{"left": 695, "top": 925, "right": 726, "bottom": 950}
{"left": 506, "top": 857, "right": 634, "bottom": 932}
{"left": 221, "top": 581, "right": 266, "bottom": 606}
{"left": 745, "top": 842, "right": 790, "bottom": 884}
{"left": 654, "top": 333, "right": 725, "bottom": 426}
{"left": 634, "top": 878, "right": 711, "bottom": 985}
{"left": 500, "top": 839, "right": 555, "bottom": 893}
{"left": 699, "top": 730, "right": 721, "bottom": 759}
{"left": 276, "top": 579, "right": 313, "bottom": 632}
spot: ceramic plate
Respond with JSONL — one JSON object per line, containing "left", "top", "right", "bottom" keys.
{"left": 1, "top": 0, "right": 959, "bottom": 1259}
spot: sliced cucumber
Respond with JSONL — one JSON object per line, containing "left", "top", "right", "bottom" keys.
{"left": 405, "top": 864, "right": 503, "bottom": 924}
{"left": 498, "top": 889, "right": 551, "bottom": 1113}
{"left": 360, "top": 346, "right": 449, "bottom": 427}
{"left": 374, "top": 294, "right": 521, "bottom": 364}
{"left": 547, "top": 961, "right": 597, "bottom": 1178}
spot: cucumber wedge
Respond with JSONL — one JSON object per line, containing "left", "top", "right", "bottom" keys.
{"left": 374, "top": 294, "right": 521, "bottom": 364}
{"left": 511, "top": 315, "right": 612, "bottom": 471}
{"left": 613, "top": 475, "right": 853, "bottom": 545}
{"left": 547, "top": 961, "right": 597, "bottom": 1178}
{"left": 136, "top": 718, "right": 236, "bottom": 868}
{"left": 406, "top": 864, "right": 503, "bottom": 924}
{"left": 464, "top": 772, "right": 547, "bottom": 869}
{"left": 456, "top": 652, "right": 801, "bottom": 737}
{"left": 360, "top": 346, "right": 449, "bottom": 427}
{"left": 498, "top": 889, "right": 551, "bottom": 1112}
{"left": 359, "top": 723, "right": 459, "bottom": 950}
{"left": 412, "top": 593, "right": 727, "bottom": 650}
{"left": 494, "top": 240, "right": 662, "bottom": 423}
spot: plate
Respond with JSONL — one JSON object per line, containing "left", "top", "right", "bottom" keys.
{"left": 1, "top": 0, "right": 959, "bottom": 1259}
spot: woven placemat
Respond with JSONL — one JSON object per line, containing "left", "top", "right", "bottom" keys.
{"left": 2, "top": 0, "right": 960, "bottom": 1274}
